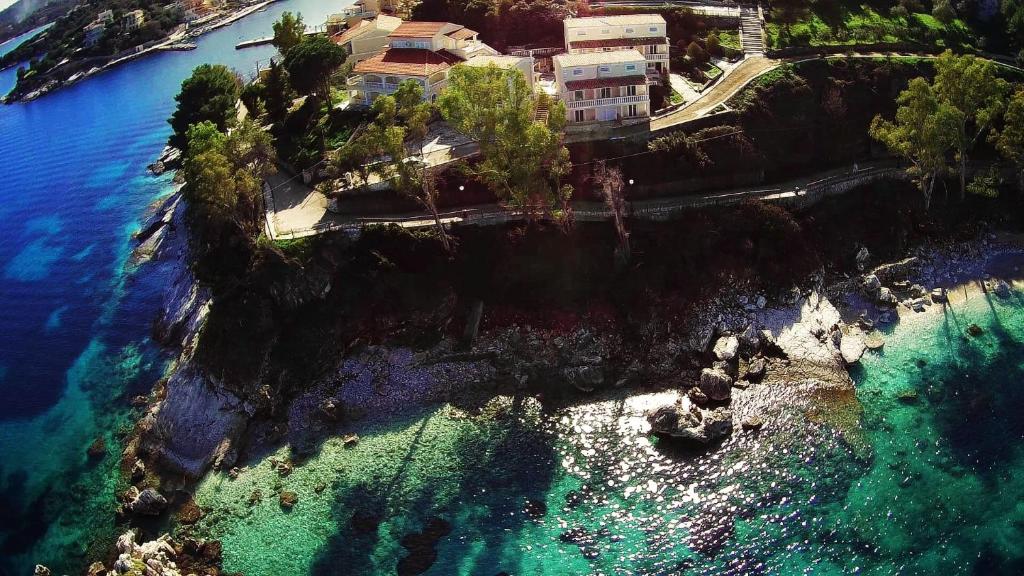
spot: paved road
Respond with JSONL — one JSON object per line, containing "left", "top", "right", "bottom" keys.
{"left": 265, "top": 159, "right": 902, "bottom": 239}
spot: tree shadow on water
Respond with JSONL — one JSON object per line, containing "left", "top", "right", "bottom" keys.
{"left": 309, "top": 395, "right": 560, "bottom": 576}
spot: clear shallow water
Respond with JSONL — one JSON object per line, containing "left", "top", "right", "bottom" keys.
{"left": 192, "top": 288, "right": 1024, "bottom": 576}
{"left": 0, "top": 1, "right": 346, "bottom": 573}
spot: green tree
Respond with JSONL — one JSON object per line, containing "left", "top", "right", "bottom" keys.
{"left": 284, "top": 34, "right": 346, "bottom": 106}
{"left": 686, "top": 41, "right": 707, "bottom": 63}
{"left": 272, "top": 11, "right": 305, "bottom": 55}
{"left": 355, "top": 81, "right": 453, "bottom": 251}
{"left": 994, "top": 89, "right": 1024, "bottom": 191}
{"left": 932, "top": 51, "right": 1009, "bottom": 200}
{"left": 706, "top": 32, "right": 721, "bottom": 56}
{"left": 870, "top": 77, "right": 959, "bottom": 209}
{"left": 182, "top": 118, "right": 276, "bottom": 236}
{"left": 263, "top": 59, "right": 295, "bottom": 123}
{"left": 438, "top": 64, "right": 572, "bottom": 220}
{"left": 168, "top": 64, "right": 241, "bottom": 150}
{"left": 932, "top": 0, "right": 956, "bottom": 24}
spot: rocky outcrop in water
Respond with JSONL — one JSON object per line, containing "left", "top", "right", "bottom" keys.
{"left": 647, "top": 400, "right": 733, "bottom": 445}
{"left": 137, "top": 365, "right": 249, "bottom": 477}
{"left": 83, "top": 530, "right": 223, "bottom": 576}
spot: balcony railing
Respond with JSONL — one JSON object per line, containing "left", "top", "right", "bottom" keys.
{"left": 646, "top": 53, "right": 670, "bottom": 61}
{"left": 566, "top": 94, "right": 648, "bottom": 109}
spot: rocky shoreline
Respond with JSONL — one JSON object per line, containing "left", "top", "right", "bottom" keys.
{"left": 44, "top": 202, "right": 1024, "bottom": 575}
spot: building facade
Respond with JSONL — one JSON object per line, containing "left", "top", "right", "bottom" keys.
{"left": 83, "top": 21, "right": 105, "bottom": 47}
{"left": 563, "top": 14, "right": 670, "bottom": 75}
{"left": 122, "top": 10, "right": 145, "bottom": 32}
{"left": 348, "top": 21, "right": 498, "bottom": 106}
{"left": 552, "top": 50, "right": 650, "bottom": 124}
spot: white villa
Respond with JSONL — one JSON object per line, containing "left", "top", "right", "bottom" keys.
{"left": 331, "top": 15, "right": 403, "bottom": 65}
{"left": 552, "top": 50, "right": 650, "bottom": 124}
{"left": 563, "top": 14, "right": 670, "bottom": 76}
{"left": 348, "top": 21, "right": 499, "bottom": 106}
{"left": 122, "top": 9, "right": 145, "bottom": 32}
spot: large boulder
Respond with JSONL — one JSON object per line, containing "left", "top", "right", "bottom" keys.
{"left": 712, "top": 336, "right": 739, "bottom": 362}
{"left": 744, "top": 357, "right": 766, "bottom": 381}
{"left": 699, "top": 368, "right": 733, "bottom": 401}
{"left": 125, "top": 487, "right": 168, "bottom": 516}
{"left": 839, "top": 333, "right": 866, "bottom": 365}
{"left": 862, "top": 274, "right": 881, "bottom": 295}
{"left": 647, "top": 402, "right": 732, "bottom": 445}
{"left": 876, "top": 287, "right": 897, "bottom": 306}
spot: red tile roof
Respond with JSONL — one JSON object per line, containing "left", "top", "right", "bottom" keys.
{"left": 389, "top": 21, "right": 450, "bottom": 38}
{"left": 354, "top": 48, "right": 463, "bottom": 76}
{"left": 446, "top": 27, "right": 477, "bottom": 41}
{"left": 564, "top": 75, "right": 646, "bottom": 90}
{"left": 568, "top": 36, "right": 665, "bottom": 49}
{"left": 331, "top": 21, "right": 370, "bottom": 46}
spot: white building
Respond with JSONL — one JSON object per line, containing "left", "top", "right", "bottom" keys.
{"left": 96, "top": 9, "right": 114, "bottom": 24}
{"left": 462, "top": 54, "right": 535, "bottom": 90}
{"left": 563, "top": 14, "right": 670, "bottom": 75}
{"left": 331, "top": 15, "right": 402, "bottom": 65}
{"left": 349, "top": 21, "right": 498, "bottom": 106}
{"left": 552, "top": 50, "right": 650, "bottom": 124}
{"left": 122, "top": 9, "right": 145, "bottom": 32}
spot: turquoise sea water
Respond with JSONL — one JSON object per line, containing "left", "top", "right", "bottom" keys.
{"left": 0, "top": 2, "right": 345, "bottom": 573}
{"left": 190, "top": 287, "right": 1024, "bottom": 575}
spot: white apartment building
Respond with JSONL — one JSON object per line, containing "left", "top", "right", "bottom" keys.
{"left": 331, "top": 15, "right": 403, "bottom": 65}
{"left": 349, "top": 21, "right": 498, "bottom": 106}
{"left": 563, "top": 14, "right": 670, "bottom": 75}
{"left": 552, "top": 50, "right": 650, "bottom": 124}
{"left": 122, "top": 9, "right": 145, "bottom": 32}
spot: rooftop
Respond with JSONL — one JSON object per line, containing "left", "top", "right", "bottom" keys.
{"left": 563, "top": 14, "right": 666, "bottom": 29}
{"left": 446, "top": 27, "right": 478, "bottom": 41}
{"left": 331, "top": 15, "right": 402, "bottom": 45}
{"left": 389, "top": 21, "right": 454, "bottom": 38}
{"left": 553, "top": 49, "right": 646, "bottom": 68}
{"left": 354, "top": 48, "right": 463, "bottom": 76}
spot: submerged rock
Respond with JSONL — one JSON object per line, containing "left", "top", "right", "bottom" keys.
{"left": 33, "top": 566, "right": 50, "bottom": 576}
{"left": 279, "top": 491, "right": 298, "bottom": 509}
{"left": 967, "top": 323, "right": 984, "bottom": 337}
{"left": 86, "top": 436, "right": 107, "bottom": 459}
{"left": 397, "top": 518, "right": 452, "bottom": 576}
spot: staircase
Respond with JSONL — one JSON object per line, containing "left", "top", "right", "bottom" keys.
{"left": 534, "top": 98, "right": 550, "bottom": 124}
{"left": 739, "top": 5, "right": 765, "bottom": 55}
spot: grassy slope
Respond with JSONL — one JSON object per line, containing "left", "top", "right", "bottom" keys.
{"left": 766, "top": 5, "right": 973, "bottom": 50}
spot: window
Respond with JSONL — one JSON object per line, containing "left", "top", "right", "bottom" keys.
{"left": 625, "top": 27, "right": 634, "bottom": 33}
{"left": 572, "top": 68, "right": 583, "bottom": 76}
{"left": 627, "top": 104, "right": 638, "bottom": 117}
{"left": 599, "top": 65, "right": 610, "bottom": 73}
{"left": 600, "top": 87, "right": 611, "bottom": 98}
{"left": 574, "top": 90, "right": 584, "bottom": 100}
{"left": 574, "top": 110, "right": 585, "bottom": 122}
{"left": 626, "top": 85, "right": 636, "bottom": 96}
{"left": 601, "top": 29, "right": 609, "bottom": 34}
{"left": 649, "top": 26, "right": 658, "bottom": 32}
{"left": 625, "top": 64, "right": 636, "bottom": 72}
{"left": 577, "top": 31, "right": 586, "bottom": 36}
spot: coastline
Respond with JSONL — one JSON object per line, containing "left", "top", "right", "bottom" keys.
{"left": 3, "top": 0, "right": 281, "bottom": 104}
{"left": 55, "top": 200, "right": 1024, "bottom": 574}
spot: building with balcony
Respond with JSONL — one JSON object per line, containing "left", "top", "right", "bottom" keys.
{"left": 563, "top": 14, "right": 670, "bottom": 75}
{"left": 122, "top": 9, "right": 145, "bottom": 32}
{"left": 348, "top": 21, "right": 499, "bottom": 106}
{"left": 331, "top": 15, "right": 402, "bottom": 65}
{"left": 97, "top": 9, "right": 114, "bottom": 24}
{"left": 552, "top": 50, "right": 650, "bottom": 124}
